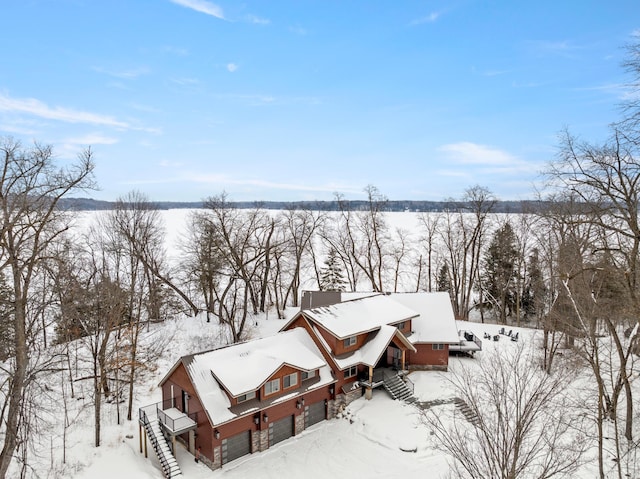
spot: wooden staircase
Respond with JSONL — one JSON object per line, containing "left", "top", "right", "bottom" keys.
{"left": 139, "top": 407, "right": 183, "bottom": 478}
{"left": 382, "top": 374, "right": 417, "bottom": 404}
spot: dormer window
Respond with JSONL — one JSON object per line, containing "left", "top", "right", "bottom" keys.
{"left": 302, "top": 370, "right": 316, "bottom": 380}
{"left": 283, "top": 373, "right": 298, "bottom": 389}
{"left": 343, "top": 336, "right": 357, "bottom": 347}
{"left": 237, "top": 391, "right": 256, "bottom": 403}
{"left": 265, "top": 378, "right": 280, "bottom": 396}
{"left": 396, "top": 321, "right": 406, "bottom": 330}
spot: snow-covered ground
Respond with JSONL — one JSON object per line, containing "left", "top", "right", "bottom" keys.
{"left": 47, "top": 312, "right": 565, "bottom": 479}
{"left": 14, "top": 209, "right": 629, "bottom": 478}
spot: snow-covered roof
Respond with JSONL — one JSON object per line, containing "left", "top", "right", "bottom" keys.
{"left": 183, "top": 328, "right": 333, "bottom": 426}
{"left": 389, "top": 292, "right": 460, "bottom": 344}
{"left": 340, "top": 292, "right": 380, "bottom": 301}
{"left": 302, "top": 294, "right": 419, "bottom": 339}
{"left": 333, "top": 325, "right": 416, "bottom": 370}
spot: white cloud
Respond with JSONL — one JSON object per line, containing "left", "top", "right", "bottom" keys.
{"left": 227, "top": 63, "right": 238, "bottom": 73}
{"left": 0, "top": 93, "right": 130, "bottom": 129}
{"left": 410, "top": 12, "right": 440, "bottom": 25}
{"left": 169, "top": 0, "right": 224, "bottom": 19}
{"left": 0, "top": 123, "right": 38, "bottom": 136}
{"left": 123, "top": 171, "right": 361, "bottom": 196}
{"left": 247, "top": 14, "right": 270, "bottom": 25}
{"left": 439, "top": 142, "right": 516, "bottom": 166}
{"left": 438, "top": 142, "right": 539, "bottom": 179}
{"left": 0, "top": 92, "right": 159, "bottom": 134}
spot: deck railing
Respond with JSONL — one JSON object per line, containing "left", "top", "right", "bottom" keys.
{"left": 139, "top": 401, "right": 198, "bottom": 434}
{"left": 157, "top": 406, "right": 198, "bottom": 433}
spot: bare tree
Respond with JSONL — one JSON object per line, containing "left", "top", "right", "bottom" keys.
{"left": 182, "top": 194, "right": 273, "bottom": 342}
{"left": 440, "top": 186, "right": 496, "bottom": 319}
{"left": 424, "top": 343, "right": 586, "bottom": 479}
{"left": 279, "top": 207, "right": 325, "bottom": 308}
{"left": 0, "top": 138, "right": 95, "bottom": 478}
{"left": 417, "top": 211, "right": 442, "bottom": 292}
{"left": 325, "top": 186, "right": 391, "bottom": 292}
{"left": 547, "top": 128, "right": 640, "bottom": 441}
{"left": 105, "top": 191, "right": 176, "bottom": 420}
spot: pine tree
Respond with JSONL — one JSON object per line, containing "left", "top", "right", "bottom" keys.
{"left": 436, "top": 263, "right": 451, "bottom": 292}
{"left": 319, "top": 248, "right": 347, "bottom": 292}
{"left": 482, "top": 222, "right": 518, "bottom": 324}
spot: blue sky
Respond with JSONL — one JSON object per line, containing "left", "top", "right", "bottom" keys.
{"left": 0, "top": 1, "right": 638, "bottom": 202}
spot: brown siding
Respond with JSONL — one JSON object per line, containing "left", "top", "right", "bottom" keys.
{"left": 393, "top": 319, "right": 412, "bottom": 334}
{"left": 314, "top": 324, "right": 338, "bottom": 353}
{"left": 333, "top": 332, "right": 368, "bottom": 356}
{"left": 161, "top": 362, "right": 212, "bottom": 461}
{"left": 334, "top": 364, "right": 365, "bottom": 393}
{"left": 262, "top": 364, "right": 301, "bottom": 400}
{"left": 409, "top": 343, "right": 449, "bottom": 367}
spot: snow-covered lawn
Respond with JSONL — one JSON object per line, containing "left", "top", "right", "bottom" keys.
{"left": 55, "top": 316, "right": 551, "bottom": 479}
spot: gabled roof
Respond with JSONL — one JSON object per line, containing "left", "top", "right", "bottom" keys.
{"left": 388, "top": 292, "right": 460, "bottom": 344}
{"left": 300, "top": 294, "right": 419, "bottom": 339}
{"left": 173, "top": 328, "right": 333, "bottom": 426}
{"left": 333, "top": 325, "right": 416, "bottom": 370}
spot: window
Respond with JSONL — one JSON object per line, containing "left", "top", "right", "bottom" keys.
{"left": 237, "top": 391, "right": 256, "bottom": 403}
{"left": 343, "top": 336, "right": 357, "bottom": 347}
{"left": 395, "top": 321, "right": 406, "bottom": 330}
{"left": 344, "top": 366, "right": 358, "bottom": 379}
{"left": 283, "top": 373, "right": 298, "bottom": 389}
{"left": 432, "top": 343, "right": 445, "bottom": 350}
{"left": 301, "top": 370, "right": 316, "bottom": 380}
{"left": 265, "top": 379, "right": 280, "bottom": 395}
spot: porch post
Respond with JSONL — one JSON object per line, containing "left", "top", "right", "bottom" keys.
{"left": 401, "top": 349, "right": 406, "bottom": 371}
{"left": 365, "top": 366, "right": 373, "bottom": 400}
{"left": 189, "top": 429, "right": 195, "bottom": 454}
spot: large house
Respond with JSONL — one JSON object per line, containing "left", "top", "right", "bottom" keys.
{"left": 138, "top": 291, "right": 463, "bottom": 475}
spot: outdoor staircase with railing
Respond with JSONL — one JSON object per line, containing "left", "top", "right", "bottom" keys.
{"left": 139, "top": 407, "right": 183, "bottom": 479}
{"left": 382, "top": 373, "right": 417, "bottom": 404}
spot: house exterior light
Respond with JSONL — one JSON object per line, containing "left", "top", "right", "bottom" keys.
{"left": 263, "top": 413, "right": 269, "bottom": 423}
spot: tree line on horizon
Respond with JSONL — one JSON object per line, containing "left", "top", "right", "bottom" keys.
{"left": 58, "top": 196, "right": 558, "bottom": 214}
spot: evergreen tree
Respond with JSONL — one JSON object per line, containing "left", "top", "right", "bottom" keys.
{"left": 482, "top": 222, "right": 518, "bottom": 324}
{"left": 319, "top": 248, "right": 347, "bottom": 292}
{"left": 437, "top": 263, "right": 451, "bottom": 292}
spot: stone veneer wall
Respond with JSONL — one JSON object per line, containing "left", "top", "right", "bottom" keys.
{"left": 328, "top": 387, "right": 364, "bottom": 418}
{"left": 295, "top": 413, "right": 305, "bottom": 435}
{"left": 251, "top": 428, "right": 269, "bottom": 452}
{"left": 199, "top": 446, "right": 219, "bottom": 470}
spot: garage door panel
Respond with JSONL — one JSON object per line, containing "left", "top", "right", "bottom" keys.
{"left": 269, "top": 415, "right": 294, "bottom": 446}
{"left": 305, "top": 401, "right": 326, "bottom": 428}
{"left": 222, "top": 430, "right": 251, "bottom": 464}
